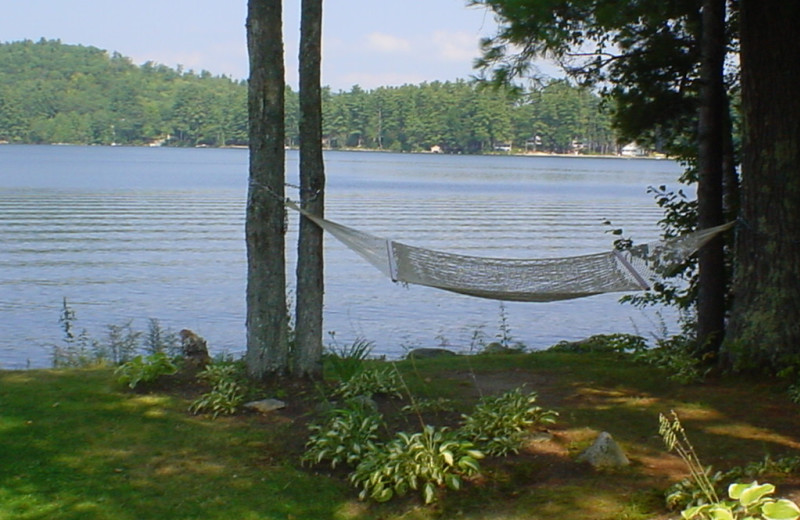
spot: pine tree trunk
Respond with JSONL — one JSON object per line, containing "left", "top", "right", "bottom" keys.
{"left": 695, "top": 0, "right": 728, "bottom": 357}
{"left": 294, "top": 0, "right": 326, "bottom": 378}
{"left": 245, "top": 0, "right": 289, "bottom": 379}
{"left": 725, "top": 0, "right": 800, "bottom": 371}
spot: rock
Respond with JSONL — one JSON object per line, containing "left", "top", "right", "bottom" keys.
{"left": 406, "top": 348, "right": 456, "bottom": 359}
{"left": 179, "top": 329, "right": 211, "bottom": 370}
{"left": 244, "top": 398, "right": 286, "bottom": 414}
{"left": 481, "top": 342, "right": 521, "bottom": 354}
{"left": 576, "top": 431, "right": 630, "bottom": 468}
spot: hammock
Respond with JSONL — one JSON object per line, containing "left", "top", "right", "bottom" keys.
{"left": 286, "top": 200, "right": 733, "bottom": 302}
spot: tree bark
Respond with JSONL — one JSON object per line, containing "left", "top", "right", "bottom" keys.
{"left": 725, "top": 0, "right": 800, "bottom": 372}
{"left": 294, "top": 0, "right": 326, "bottom": 378}
{"left": 245, "top": 0, "right": 289, "bottom": 379}
{"left": 695, "top": 0, "right": 728, "bottom": 357}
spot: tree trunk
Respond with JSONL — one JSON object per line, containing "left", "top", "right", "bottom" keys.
{"left": 294, "top": 0, "right": 326, "bottom": 378}
{"left": 695, "top": 0, "right": 728, "bottom": 358}
{"left": 245, "top": 0, "right": 289, "bottom": 379}
{"left": 725, "top": 0, "right": 800, "bottom": 372}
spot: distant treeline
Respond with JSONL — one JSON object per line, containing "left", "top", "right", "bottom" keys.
{"left": 0, "top": 39, "right": 619, "bottom": 153}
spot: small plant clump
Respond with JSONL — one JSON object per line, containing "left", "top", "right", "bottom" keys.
{"left": 115, "top": 351, "right": 178, "bottom": 389}
{"left": 189, "top": 362, "right": 247, "bottom": 418}
{"left": 324, "top": 335, "right": 374, "bottom": 382}
{"left": 333, "top": 366, "right": 404, "bottom": 400}
{"left": 460, "top": 387, "right": 558, "bottom": 456}
{"left": 349, "top": 425, "right": 483, "bottom": 504}
{"left": 302, "top": 402, "right": 383, "bottom": 469}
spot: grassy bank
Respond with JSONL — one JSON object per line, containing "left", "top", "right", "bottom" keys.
{"left": 2, "top": 352, "right": 799, "bottom": 519}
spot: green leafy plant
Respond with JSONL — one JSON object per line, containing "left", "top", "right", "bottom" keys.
{"left": 460, "top": 387, "right": 558, "bottom": 456}
{"left": 681, "top": 481, "right": 800, "bottom": 520}
{"left": 114, "top": 351, "right": 178, "bottom": 389}
{"left": 400, "top": 397, "right": 456, "bottom": 414}
{"left": 548, "top": 333, "right": 648, "bottom": 354}
{"left": 143, "top": 318, "right": 181, "bottom": 356}
{"left": 334, "top": 366, "right": 403, "bottom": 400}
{"left": 638, "top": 334, "right": 710, "bottom": 383}
{"left": 302, "top": 402, "right": 383, "bottom": 469}
{"left": 349, "top": 425, "right": 483, "bottom": 504}
{"left": 52, "top": 297, "right": 105, "bottom": 368}
{"left": 189, "top": 362, "right": 246, "bottom": 418}
{"left": 660, "top": 412, "right": 800, "bottom": 520}
{"left": 324, "top": 335, "right": 374, "bottom": 382}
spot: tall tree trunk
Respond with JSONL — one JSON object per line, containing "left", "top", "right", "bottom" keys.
{"left": 294, "top": 0, "right": 326, "bottom": 378}
{"left": 695, "top": 0, "right": 727, "bottom": 358}
{"left": 245, "top": 0, "right": 289, "bottom": 379}
{"left": 725, "top": 0, "right": 800, "bottom": 372}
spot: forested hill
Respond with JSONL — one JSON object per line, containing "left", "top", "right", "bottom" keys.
{"left": 0, "top": 39, "right": 618, "bottom": 153}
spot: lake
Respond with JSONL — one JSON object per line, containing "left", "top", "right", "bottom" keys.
{"left": 0, "top": 145, "right": 687, "bottom": 369}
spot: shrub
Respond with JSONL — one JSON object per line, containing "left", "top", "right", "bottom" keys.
{"left": 549, "top": 333, "right": 648, "bottom": 354}
{"left": 460, "top": 387, "right": 558, "bottom": 456}
{"left": 637, "top": 334, "right": 709, "bottom": 383}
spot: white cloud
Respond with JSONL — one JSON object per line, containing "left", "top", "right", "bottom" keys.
{"left": 365, "top": 32, "right": 412, "bottom": 53}
{"left": 432, "top": 30, "right": 481, "bottom": 62}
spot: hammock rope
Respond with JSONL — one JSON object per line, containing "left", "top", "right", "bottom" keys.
{"left": 285, "top": 200, "right": 733, "bottom": 302}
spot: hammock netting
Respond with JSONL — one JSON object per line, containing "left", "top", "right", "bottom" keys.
{"left": 286, "top": 201, "right": 733, "bottom": 302}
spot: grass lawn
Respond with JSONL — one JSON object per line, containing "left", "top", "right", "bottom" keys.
{"left": 2, "top": 351, "right": 800, "bottom": 519}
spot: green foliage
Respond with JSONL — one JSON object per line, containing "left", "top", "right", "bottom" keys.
{"left": 324, "top": 335, "right": 374, "bottom": 382}
{"left": 460, "top": 387, "right": 558, "bottom": 456}
{"left": 143, "top": 318, "right": 181, "bottom": 356}
{"left": 548, "top": 333, "right": 648, "bottom": 354}
{"left": 51, "top": 298, "right": 180, "bottom": 368}
{"left": 1, "top": 40, "right": 616, "bottom": 153}
{"left": 659, "top": 412, "right": 800, "bottom": 520}
{"left": 302, "top": 402, "right": 383, "bottom": 469}
{"left": 333, "top": 366, "right": 404, "bottom": 400}
{"left": 636, "top": 334, "right": 709, "bottom": 383}
{"left": 189, "top": 362, "right": 246, "bottom": 418}
{"left": 114, "top": 351, "right": 178, "bottom": 389}
{"left": 349, "top": 425, "right": 484, "bottom": 504}
{"left": 400, "top": 397, "right": 457, "bottom": 414}
{"left": 667, "top": 456, "right": 800, "bottom": 512}
{"left": 681, "top": 482, "right": 800, "bottom": 520}
{"left": 659, "top": 411, "right": 720, "bottom": 505}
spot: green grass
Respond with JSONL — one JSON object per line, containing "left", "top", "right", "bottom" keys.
{"left": 2, "top": 352, "right": 800, "bottom": 520}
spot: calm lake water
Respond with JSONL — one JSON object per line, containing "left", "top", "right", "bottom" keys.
{"left": 0, "top": 144, "right": 686, "bottom": 369}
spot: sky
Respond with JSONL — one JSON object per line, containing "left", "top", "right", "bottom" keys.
{"left": 0, "top": 0, "right": 532, "bottom": 91}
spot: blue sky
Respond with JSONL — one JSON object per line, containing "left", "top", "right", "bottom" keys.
{"left": 2, "top": 0, "right": 518, "bottom": 91}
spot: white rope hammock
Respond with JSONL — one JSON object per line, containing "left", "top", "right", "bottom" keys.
{"left": 286, "top": 200, "right": 733, "bottom": 302}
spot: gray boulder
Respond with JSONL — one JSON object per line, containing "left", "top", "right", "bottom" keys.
{"left": 576, "top": 431, "right": 630, "bottom": 468}
{"left": 244, "top": 398, "right": 286, "bottom": 414}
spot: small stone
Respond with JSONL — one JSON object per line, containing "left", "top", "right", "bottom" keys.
{"left": 576, "top": 431, "right": 630, "bottom": 468}
{"left": 244, "top": 398, "right": 286, "bottom": 414}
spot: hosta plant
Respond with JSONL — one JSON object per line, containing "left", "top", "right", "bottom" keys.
{"left": 681, "top": 481, "right": 800, "bottom": 520}
{"left": 115, "top": 351, "right": 178, "bottom": 389}
{"left": 460, "top": 387, "right": 558, "bottom": 456}
{"left": 189, "top": 362, "right": 246, "bottom": 418}
{"left": 302, "top": 403, "right": 383, "bottom": 469}
{"left": 349, "top": 425, "right": 483, "bottom": 504}
{"left": 334, "top": 366, "right": 404, "bottom": 400}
